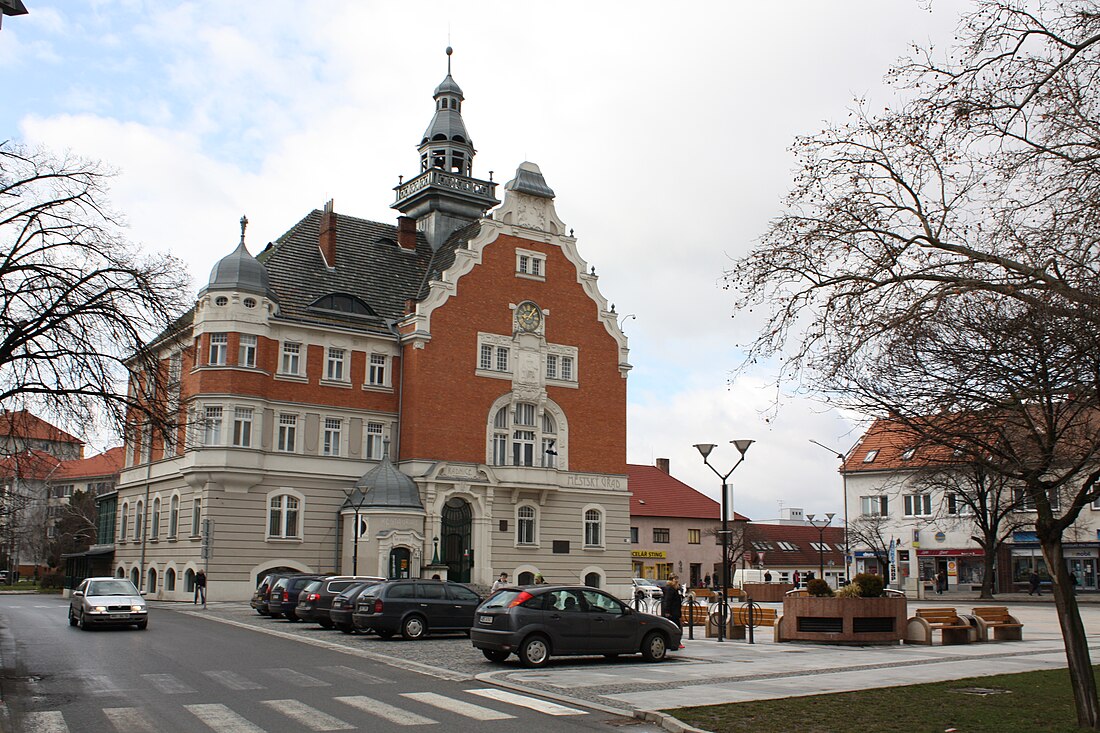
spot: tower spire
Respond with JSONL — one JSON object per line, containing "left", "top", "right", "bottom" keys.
{"left": 446, "top": 45, "right": 452, "bottom": 75}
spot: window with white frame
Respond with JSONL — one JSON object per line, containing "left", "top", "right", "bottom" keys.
{"left": 541, "top": 413, "right": 557, "bottom": 468}
{"left": 517, "top": 505, "right": 536, "bottom": 545}
{"left": 238, "top": 334, "right": 257, "bottom": 368}
{"left": 203, "top": 406, "right": 223, "bottom": 445}
{"left": 277, "top": 414, "right": 297, "bottom": 452}
{"left": 120, "top": 502, "right": 129, "bottom": 541}
{"left": 545, "top": 347, "right": 578, "bottom": 383}
{"left": 281, "top": 342, "right": 301, "bottom": 375}
{"left": 232, "top": 407, "right": 253, "bottom": 447}
{"left": 323, "top": 418, "right": 342, "bottom": 456}
{"left": 584, "top": 508, "right": 603, "bottom": 547}
{"left": 480, "top": 344, "right": 494, "bottom": 371}
{"left": 368, "top": 354, "right": 387, "bottom": 386}
{"left": 169, "top": 494, "right": 179, "bottom": 538}
{"left": 491, "top": 402, "right": 564, "bottom": 468}
{"left": 134, "top": 500, "right": 144, "bottom": 541}
{"left": 191, "top": 498, "right": 202, "bottom": 536}
{"left": 496, "top": 346, "right": 509, "bottom": 372}
{"left": 862, "top": 449, "right": 879, "bottom": 463}
{"left": 561, "top": 356, "right": 573, "bottom": 381}
{"left": 326, "top": 348, "right": 346, "bottom": 381}
{"left": 1013, "top": 486, "right": 1060, "bottom": 511}
{"left": 492, "top": 408, "right": 508, "bottom": 466}
{"left": 946, "top": 493, "right": 973, "bottom": 515}
{"left": 904, "top": 494, "right": 933, "bottom": 517}
{"left": 267, "top": 493, "right": 301, "bottom": 539}
{"left": 861, "top": 495, "right": 888, "bottom": 516}
{"left": 365, "top": 422, "right": 384, "bottom": 459}
{"left": 516, "top": 249, "right": 546, "bottom": 279}
{"left": 208, "top": 333, "right": 228, "bottom": 365}
{"left": 513, "top": 403, "right": 536, "bottom": 467}
{"left": 151, "top": 497, "right": 161, "bottom": 540}
{"left": 777, "top": 541, "right": 799, "bottom": 551}
{"left": 546, "top": 354, "right": 558, "bottom": 379}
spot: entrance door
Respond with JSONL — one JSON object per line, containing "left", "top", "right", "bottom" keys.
{"left": 389, "top": 547, "right": 411, "bottom": 579}
{"left": 441, "top": 497, "right": 473, "bottom": 583}
{"left": 1067, "top": 558, "right": 1096, "bottom": 590}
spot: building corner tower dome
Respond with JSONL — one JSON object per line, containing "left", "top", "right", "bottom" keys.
{"left": 201, "top": 215, "right": 278, "bottom": 301}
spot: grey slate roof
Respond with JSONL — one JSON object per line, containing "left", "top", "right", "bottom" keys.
{"left": 203, "top": 240, "right": 278, "bottom": 300}
{"left": 348, "top": 454, "right": 424, "bottom": 510}
{"left": 505, "top": 162, "right": 555, "bottom": 199}
{"left": 433, "top": 74, "right": 463, "bottom": 98}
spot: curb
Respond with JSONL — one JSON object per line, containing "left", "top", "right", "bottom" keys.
{"left": 473, "top": 669, "right": 633, "bottom": 717}
{"left": 635, "top": 709, "right": 712, "bottom": 733}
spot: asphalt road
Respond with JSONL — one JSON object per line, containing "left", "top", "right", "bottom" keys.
{"left": 0, "top": 595, "right": 659, "bottom": 733}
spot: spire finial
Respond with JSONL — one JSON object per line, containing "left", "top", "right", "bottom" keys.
{"left": 446, "top": 46, "right": 452, "bottom": 75}
{"left": 239, "top": 215, "right": 248, "bottom": 245}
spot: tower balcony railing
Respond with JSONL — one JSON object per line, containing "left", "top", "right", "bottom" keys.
{"left": 394, "top": 168, "right": 497, "bottom": 204}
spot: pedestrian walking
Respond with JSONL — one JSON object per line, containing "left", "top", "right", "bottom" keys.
{"left": 194, "top": 569, "right": 207, "bottom": 605}
{"left": 1028, "top": 570, "right": 1041, "bottom": 596}
{"left": 662, "top": 575, "right": 684, "bottom": 646}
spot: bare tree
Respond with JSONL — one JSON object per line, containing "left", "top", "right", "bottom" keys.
{"left": 729, "top": 3, "right": 1100, "bottom": 726}
{"left": 912, "top": 459, "right": 1030, "bottom": 599}
{"left": 0, "top": 142, "right": 189, "bottom": 443}
{"left": 47, "top": 489, "right": 97, "bottom": 569}
{"left": 846, "top": 513, "right": 893, "bottom": 581}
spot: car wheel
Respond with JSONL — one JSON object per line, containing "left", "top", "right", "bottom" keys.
{"left": 286, "top": 612, "right": 299, "bottom": 622}
{"left": 640, "top": 631, "right": 668, "bottom": 662}
{"left": 482, "top": 649, "right": 510, "bottom": 663}
{"left": 256, "top": 609, "right": 269, "bottom": 616}
{"left": 319, "top": 619, "right": 334, "bottom": 629}
{"left": 375, "top": 629, "right": 395, "bottom": 640}
{"left": 135, "top": 620, "right": 148, "bottom": 630}
{"left": 518, "top": 635, "right": 551, "bottom": 668}
{"left": 68, "top": 608, "right": 77, "bottom": 627}
{"left": 401, "top": 616, "right": 427, "bottom": 640}
{"left": 77, "top": 610, "right": 90, "bottom": 631}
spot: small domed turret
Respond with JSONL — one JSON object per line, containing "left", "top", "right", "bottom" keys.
{"left": 200, "top": 216, "right": 278, "bottom": 301}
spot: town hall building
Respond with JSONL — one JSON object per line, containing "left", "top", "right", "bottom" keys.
{"left": 112, "top": 50, "right": 634, "bottom": 601}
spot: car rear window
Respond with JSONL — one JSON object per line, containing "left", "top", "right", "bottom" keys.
{"left": 481, "top": 589, "right": 531, "bottom": 609}
{"left": 327, "top": 580, "right": 353, "bottom": 593}
{"left": 301, "top": 580, "right": 321, "bottom": 594}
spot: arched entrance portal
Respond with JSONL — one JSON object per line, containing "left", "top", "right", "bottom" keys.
{"left": 441, "top": 497, "right": 473, "bottom": 583}
{"left": 389, "top": 548, "right": 411, "bottom": 579}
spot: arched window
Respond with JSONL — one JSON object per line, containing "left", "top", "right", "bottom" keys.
{"left": 165, "top": 568, "right": 176, "bottom": 591}
{"left": 584, "top": 571, "right": 602, "bottom": 588}
{"left": 116, "top": 567, "right": 125, "bottom": 579}
{"left": 147, "top": 568, "right": 157, "bottom": 593}
{"left": 130, "top": 567, "right": 139, "bottom": 587}
{"left": 184, "top": 569, "right": 196, "bottom": 592}
{"left": 268, "top": 492, "right": 301, "bottom": 539}
{"left": 150, "top": 498, "right": 161, "bottom": 540}
{"left": 134, "top": 500, "right": 144, "bottom": 541}
{"left": 489, "top": 401, "right": 565, "bottom": 468}
{"left": 517, "top": 505, "right": 536, "bottom": 545}
{"left": 169, "top": 495, "right": 179, "bottom": 538}
{"left": 584, "top": 509, "right": 603, "bottom": 547}
{"left": 120, "top": 502, "right": 129, "bottom": 541}
{"left": 517, "top": 571, "right": 534, "bottom": 585}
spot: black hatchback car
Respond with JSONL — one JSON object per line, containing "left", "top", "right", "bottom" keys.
{"left": 296, "top": 576, "right": 384, "bottom": 628}
{"left": 251, "top": 572, "right": 307, "bottom": 616}
{"left": 352, "top": 579, "right": 481, "bottom": 639}
{"left": 470, "top": 584, "right": 682, "bottom": 667}
{"left": 268, "top": 574, "right": 322, "bottom": 620}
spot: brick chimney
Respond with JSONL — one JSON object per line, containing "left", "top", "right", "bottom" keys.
{"left": 397, "top": 216, "right": 417, "bottom": 251}
{"left": 319, "top": 199, "right": 336, "bottom": 267}
{"left": 656, "top": 458, "right": 670, "bottom": 473}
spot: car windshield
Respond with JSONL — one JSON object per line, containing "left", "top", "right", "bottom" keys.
{"left": 481, "top": 589, "right": 528, "bottom": 609}
{"left": 87, "top": 580, "right": 138, "bottom": 596}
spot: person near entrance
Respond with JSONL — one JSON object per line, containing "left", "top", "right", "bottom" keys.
{"left": 1028, "top": 570, "right": 1041, "bottom": 596}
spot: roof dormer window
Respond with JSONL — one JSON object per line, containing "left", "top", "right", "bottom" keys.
{"left": 863, "top": 449, "right": 879, "bottom": 463}
{"left": 900, "top": 448, "right": 915, "bottom": 460}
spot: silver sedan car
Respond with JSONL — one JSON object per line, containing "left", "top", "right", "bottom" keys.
{"left": 68, "top": 577, "right": 148, "bottom": 630}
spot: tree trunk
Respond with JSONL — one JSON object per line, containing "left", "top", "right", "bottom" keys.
{"left": 1040, "top": 535, "right": 1100, "bottom": 728}
{"left": 979, "top": 545, "right": 997, "bottom": 599}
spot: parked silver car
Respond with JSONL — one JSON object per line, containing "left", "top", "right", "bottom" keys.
{"left": 69, "top": 577, "right": 148, "bottom": 630}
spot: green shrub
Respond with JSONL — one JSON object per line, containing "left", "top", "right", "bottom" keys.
{"left": 38, "top": 572, "right": 64, "bottom": 590}
{"left": 835, "top": 582, "right": 863, "bottom": 598}
{"left": 852, "top": 572, "right": 885, "bottom": 597}
{"left": 806, "top": 578, "right": 834, "bottom": 597}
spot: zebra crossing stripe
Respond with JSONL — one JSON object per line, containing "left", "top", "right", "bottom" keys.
{"left": 334, "top": 695, "right": 437, "bottom": 726}
{"left": 402, "top": 691, "right": 515, "bottom": 721}
{"left": 466, "top": 688, "right": 586, "bottom": 716}
{"left": 103, "top": 707, "right": 158, "bottom": 732}
{"left": 320, "top": 665, "right": 392, "bottom": 685}
{"left": 204, "top": 670, "right": 265, "bottom": 690}
{"left": 185, "top": 703, "right": 267, "bottom": 733}
{"left": 142, "top": 673, "right": 197, "bottom": 694}
{"left": 21, "top": 710, "right": 67, "bottom": 733}
{"left": 260, "top": 700, "right": 354, "bottom": 731}
{"left": 262, "top": 668, "right": 330, "bottom": 687}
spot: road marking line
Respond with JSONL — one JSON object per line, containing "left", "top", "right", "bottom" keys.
{"left": 141, "top": 673, "right": 197, "bottom": 694}
{"left": 334, "top": 695, "right": 437, "bottom": 726}
{"left": 402, "top": 691, "right": 515, "bottom": 720}
{"left": 204, "top": 670, "right": 265, "bottom": 690}
{"left": 261, "top": 700, "right": 354, "bottom": 731}
{"left": 185, "top": 703, "right": 267, "bottom": 733}
{"left": 262, "top": 668, "right": 330, "bottom": 687}
{"left": 21, "top": 711, "right": 68, "bottom": 733}
{"left": 321, "top": 665, "right": 392, "bottom": 685}
{"left": 103, "top": 707, "right": 158, "bottom": 732}
{"left": 466, "top": 688, "right": 586, "bottom": 715}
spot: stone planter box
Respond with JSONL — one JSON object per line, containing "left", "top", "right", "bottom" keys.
{"left": 744, "top": 582, "right": 793, "bottom": 603}
{"left": 776, "top": 595, "right": 907, "bottom": 645}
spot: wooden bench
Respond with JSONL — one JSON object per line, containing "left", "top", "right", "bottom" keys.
{"left": 681, "top": 603, "right": 709, "bottom": 625}
{"left": 906, "top": 607, "right": 973, "bottom": 645}
{"left": 970, "top": 606, "right": 1024, "bottom": 642}
{"left": 730, "top": 606, "right": 778, "bottom": 627}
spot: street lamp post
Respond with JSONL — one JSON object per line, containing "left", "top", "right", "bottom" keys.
{"left": 809, "top": 439, "right": 850, "bottom": 584}
{"left": 806, "top": 512, "right": 835, "bottom": 583}
{"left": 694, "top": 440, "right": 754, "bottom": 643}
{"left": 342, "top": 489, "right": 368, "bottom": 576}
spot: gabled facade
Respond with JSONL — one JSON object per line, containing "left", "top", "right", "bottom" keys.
{"left": 747, "top": 512, "right": 846, "bottom": 588}
{"left": 114, "top": 52, "right": 634, "bottom": 601}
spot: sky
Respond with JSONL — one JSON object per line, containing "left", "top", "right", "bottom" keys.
{"left": 1, "top": 0, "right": 974, "bottom": 521}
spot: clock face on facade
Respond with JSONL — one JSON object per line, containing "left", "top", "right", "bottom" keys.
{"left": 516, "top": 301, "right": 542, "bottom": 332}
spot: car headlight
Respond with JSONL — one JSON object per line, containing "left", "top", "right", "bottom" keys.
{"left": 131, "top": 605, "right": 145, "bottom": 613}
{"left": 93, "top": 606, "right": 107, "bottom": 612}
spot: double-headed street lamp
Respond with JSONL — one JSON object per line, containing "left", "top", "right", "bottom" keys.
{"left": 806, "top": 512, "right": 835, "bottom": 582}
{"left": 694, "top": 439, "right": 754, "bottom": 643}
